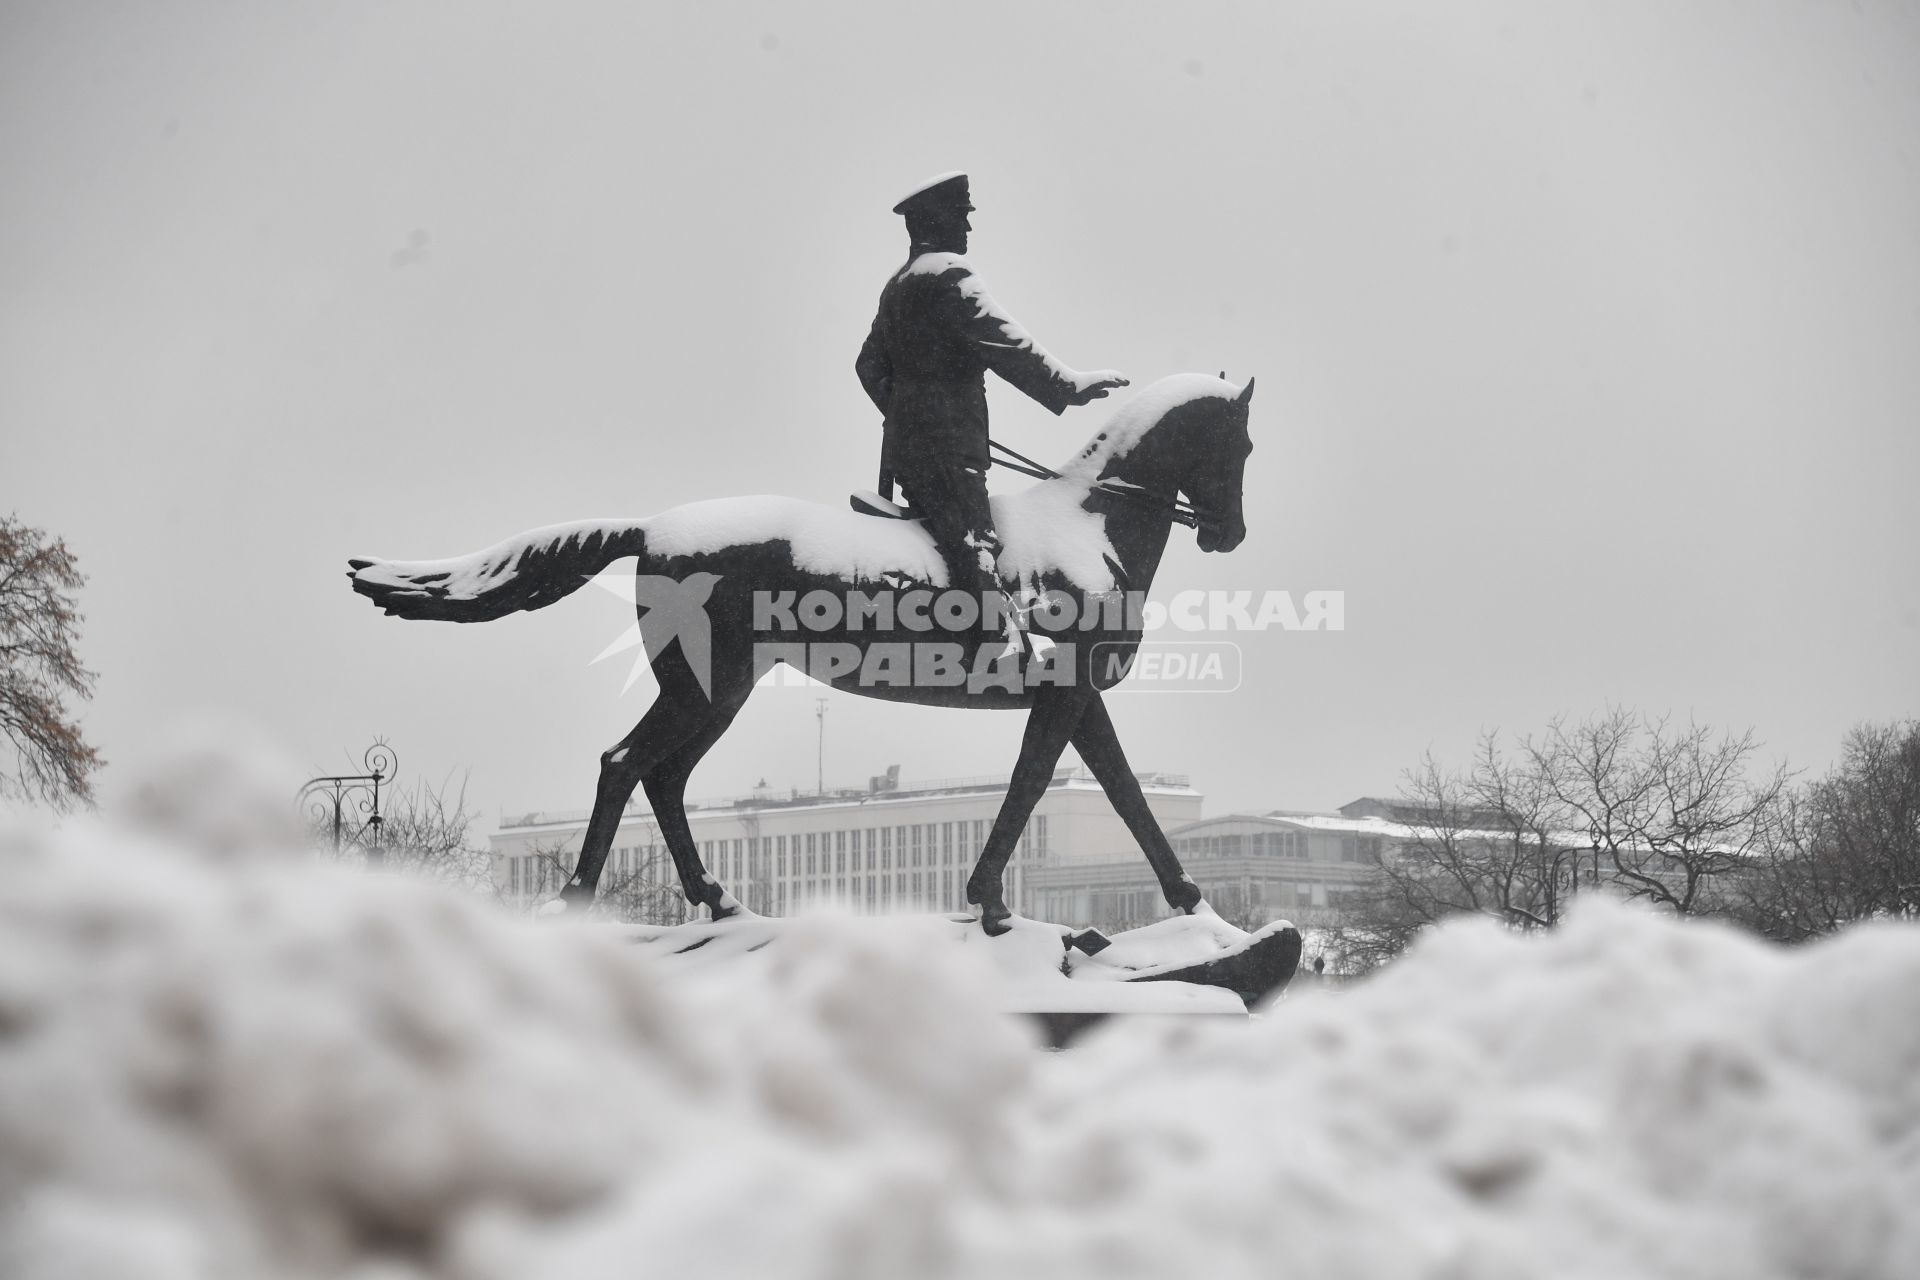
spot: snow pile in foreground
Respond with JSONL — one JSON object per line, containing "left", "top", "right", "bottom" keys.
{"left": 2, "top": 823, "right": 1917, "bottom": 1280}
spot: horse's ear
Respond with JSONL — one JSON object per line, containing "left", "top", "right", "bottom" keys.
{"left": 1236, "top": 377, "right": 1256, "bottom": 405}
{"left": 1218, "top": 370, "right": 1226, "bottom": 380}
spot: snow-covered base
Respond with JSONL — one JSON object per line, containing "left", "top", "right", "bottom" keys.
{"left": 616, "top": 911, "right": 1250, "bottom": 1016}
{"left": 5, "top": 820, "right": 1920, "bottom": 1280}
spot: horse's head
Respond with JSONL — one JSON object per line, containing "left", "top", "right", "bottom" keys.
{"left": 1061, "top": 372, "right": 1256, "bottom": 552}
{"left": 1184, "top": 377, "right": 1253, "bottom": 553}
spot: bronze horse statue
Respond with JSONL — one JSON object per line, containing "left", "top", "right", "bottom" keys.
{"left": 348, "top": 373, "right": 1255, "bottom": 933}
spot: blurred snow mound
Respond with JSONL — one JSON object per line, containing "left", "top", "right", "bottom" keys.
{"left": 2, "top": 824, "right": 1917, "bottom": 1280}
{"left": 120, "top": 714, "right": 310, "bottom": 860}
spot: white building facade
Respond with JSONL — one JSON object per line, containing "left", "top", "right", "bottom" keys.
{"left": 1024, "top": 811, "right": 1386, "bottom": 932}
{"left": 488, "top": 766, "right": 1204, "bottom": 920}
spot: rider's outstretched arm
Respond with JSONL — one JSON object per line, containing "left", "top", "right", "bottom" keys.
{"left": 928, "top": 262, "right": 1128, "bottom": 412}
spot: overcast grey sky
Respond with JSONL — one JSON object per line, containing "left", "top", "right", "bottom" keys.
{"left": 5, "top": 1, "right": 1917, "bottom": 832}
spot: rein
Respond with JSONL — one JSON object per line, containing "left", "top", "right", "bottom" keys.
{"left": 988, "top": 438, "right": 1210, "bottom": 530}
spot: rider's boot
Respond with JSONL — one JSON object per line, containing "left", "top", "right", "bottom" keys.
{"left": 966, "top": 546, "right": 1030, "bottom": 666}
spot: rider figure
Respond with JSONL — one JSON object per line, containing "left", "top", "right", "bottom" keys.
{"left": 856, "top": 172, "right": 1128, "bottom": 652}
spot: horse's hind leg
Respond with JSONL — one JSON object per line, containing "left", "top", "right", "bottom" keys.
{"left": 556, "top": 671, "right": 717, "bottom": 912}
{"left": 966, "top": 686, "right": 1091, "bottom": 934}
{"left": 1071, "top": 692, "right": 1205, "bottom": 915}
{"left": 642, "top": 683, "right": 755, "bottom": 920}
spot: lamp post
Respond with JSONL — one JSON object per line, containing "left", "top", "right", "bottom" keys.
{"left": 299, "top": 741, "right": 398, "bottom": 869}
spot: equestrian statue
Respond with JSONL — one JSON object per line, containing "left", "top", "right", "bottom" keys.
{"left": 345, "top": 173, "right": 1259, "bottom": 943}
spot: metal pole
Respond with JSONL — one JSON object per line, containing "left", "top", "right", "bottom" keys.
{"left": 815, "top": 698, "right": 826, "bottom": 795}
{"left": 366, "top": 761, "right": 386, "bottom": 871}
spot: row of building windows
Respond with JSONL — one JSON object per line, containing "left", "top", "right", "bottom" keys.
{"left": 1029, "top": 876, "right": 1352, "bottom": 935}
{"left": 1170, "top": 831, "right": 1385, "bottom": 864}
{"left": 1172, "top": 831, "right": 1311, "bottom": 860}
{"left": 1038, "top": 878, "right": 1332, "bottom": 914}
{"left": 503, "top": 816, "right": 1044, "bottom": 902}
{"left": 509, "top": 857, "right": 985, "bottom": 914}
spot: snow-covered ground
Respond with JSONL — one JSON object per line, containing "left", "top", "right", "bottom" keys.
{"left": 3, "top": 809, "right": 1917, "bottom": 1279}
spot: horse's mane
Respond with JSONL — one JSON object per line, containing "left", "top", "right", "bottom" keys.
{"left": 1056, "top": 373, "right": 1246, "bottom": 480}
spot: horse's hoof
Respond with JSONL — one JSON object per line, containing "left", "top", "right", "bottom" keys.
{"left": 969, "top": 900, "right": 1013, "bottom": 936}
{"left": 549, "top": 881, "right": 596, "bottom": 917}
{"left": 1165, "top": 877, "right": 1205, "bottom": 915}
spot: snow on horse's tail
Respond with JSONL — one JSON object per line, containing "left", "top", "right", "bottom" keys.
{"left": 346, "top": 519, "right": 647, "bottom": 622}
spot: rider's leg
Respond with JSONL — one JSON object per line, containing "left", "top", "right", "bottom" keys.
{"left": 900, "top": 452, "right": 1023, "bottom": 656}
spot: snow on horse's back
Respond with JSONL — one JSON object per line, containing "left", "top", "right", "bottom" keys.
{"left": 642, "top": 495, "right": 944, "bottom": 585}
{"left": 644, "top": 484, "right": 1122, "bottom": 596}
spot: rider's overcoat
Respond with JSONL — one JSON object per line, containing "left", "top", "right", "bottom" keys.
{"left": 856, "top": 252, "right": 1090, "bottom": 475}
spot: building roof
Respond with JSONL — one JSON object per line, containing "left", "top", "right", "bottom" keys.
{"left": 1168, "top": 813, "right": 1330, "bottom": 836}
{"left": 498, "top": 765, "right": 1196, "bottom": 831}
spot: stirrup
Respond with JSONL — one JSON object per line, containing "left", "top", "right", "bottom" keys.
{"left": 850, "top": 490, "right": 917, "bottom": 520}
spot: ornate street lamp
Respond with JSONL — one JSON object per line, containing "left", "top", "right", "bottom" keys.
{"left": 299, "top": 741, "right": 398, "bottom": 869}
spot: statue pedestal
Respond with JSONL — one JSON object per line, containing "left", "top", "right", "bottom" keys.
{"left": 613, "top": 910, "right": 1300, "bottom": 1048}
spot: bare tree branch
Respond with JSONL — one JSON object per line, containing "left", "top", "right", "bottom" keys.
{"left": 0, "top": 515, "right": 102, "bottom": 809}
{"left": 1332, "top": 709, "right": 1791, "bottom": 972}
{"left": 1735, "top": 720, "right": 1920, "bottom": 940}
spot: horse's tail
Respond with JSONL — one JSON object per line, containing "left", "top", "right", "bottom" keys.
{"left": 346, "top": 519, "right": 648, "bottom": 622}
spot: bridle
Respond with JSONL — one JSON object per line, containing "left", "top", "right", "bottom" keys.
{"left": 987, "top": 438, "right": 1218, "bottom": 530}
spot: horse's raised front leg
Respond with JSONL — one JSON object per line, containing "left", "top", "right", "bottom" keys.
{"left": 966, "top": 685, "right": 1092, "bottom": 934}
{"left": 1071, "top": 692, "right": 1206, "bottom": 915}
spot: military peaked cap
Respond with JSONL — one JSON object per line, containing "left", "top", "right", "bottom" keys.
{"left": 892, "top": 171, "right": 970, "bottom": 216}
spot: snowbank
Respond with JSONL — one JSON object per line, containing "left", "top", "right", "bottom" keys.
{"left": 3, "top": 821, "right": 1917, "bottom": 1280}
